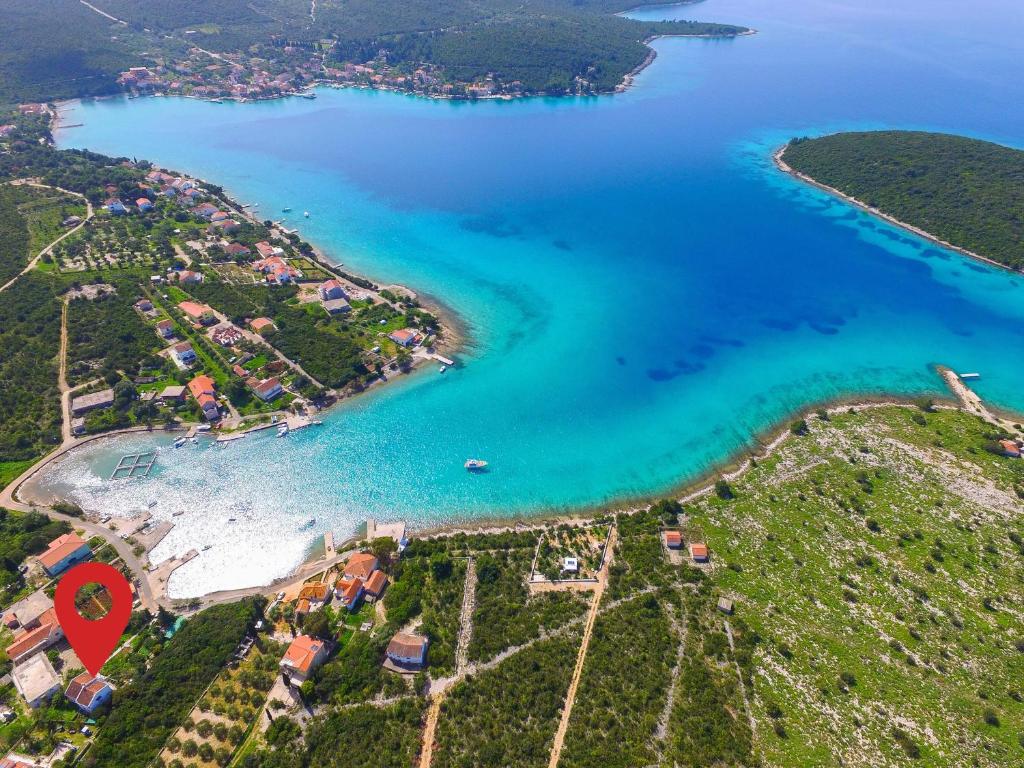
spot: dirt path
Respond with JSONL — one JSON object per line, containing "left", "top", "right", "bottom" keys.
{"left": 725, "top": 619, "right": 756, "bottom": 737}
{"left": 418, "top": 696, "right": 443, "bottom": 768}
{"left": 58, "top": 299, "right": 71, "bottom": 442}
{"left": 454, "top": 557, "right": 476, "bottom": 674}
{"left": 0, "top": 181, "right": 94, "bottom": 293}
{"left": 419, "top": 556, "right": 475, "bottom": 768}
{"left": 546, "top": 525, "right": 618, "bottom": 768}
{"left": 654, "top": 600, "right": 687, "bottom": 744}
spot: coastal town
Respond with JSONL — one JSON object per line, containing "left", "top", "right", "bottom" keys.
{"left": 0, "top": 104, "right": 452, "bottom": 462}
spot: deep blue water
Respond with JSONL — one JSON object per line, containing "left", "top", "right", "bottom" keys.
{"left": 39, "top": 0, "right": 1024, "bottom": 595}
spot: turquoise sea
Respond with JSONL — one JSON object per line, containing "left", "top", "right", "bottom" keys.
{"left": 38, "top": 0, "right": 1024, "bottom": 596}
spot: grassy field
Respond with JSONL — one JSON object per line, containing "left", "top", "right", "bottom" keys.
{"left": 691, "top": 405, "right": 1024, "bottom": 767}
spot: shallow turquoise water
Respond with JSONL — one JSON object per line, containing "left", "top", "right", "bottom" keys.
{"left": 40, "top": 0, "right": 1024, "bottom": 595}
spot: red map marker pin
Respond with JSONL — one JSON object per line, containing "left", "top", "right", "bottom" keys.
{"left": 54, "top": 562, "right": 133, "bottom": 676}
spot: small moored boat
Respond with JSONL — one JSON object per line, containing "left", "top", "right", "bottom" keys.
{"left": 439, "top": 365, "right": 447, "bottom": 373}
{"left": 277, "top": 424, "right": 289, "bottom": 437}
{"left": 465, "top": 459, "right": 488, "bottom": 471}
{"left": 173, "top": 437, "right": 187, "bottom": 448}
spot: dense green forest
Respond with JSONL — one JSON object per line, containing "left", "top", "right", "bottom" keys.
{"left": 0, "top": 0, "right": 747, "bottom": 104}
{"left": 85, "top": 598, "right": 263, "bottom": 768}
{"left": 0, "top": 185, "right": 31, "bottom": 285}
{"left": 0, "top": 0, "right": 139, "bottom": 104}
{"left": 0, "top": 274, "right": 63, "bottom": 462}
{"left": 783, "top": 131, "right": 1024, "bottom": 270}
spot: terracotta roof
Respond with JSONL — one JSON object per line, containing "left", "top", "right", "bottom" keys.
{"left": 188, "top": 374, "right": 215, "bottom": 397}
{"left": 295, "top": 599, "right": 310, "bottom": 614}
{"left": 38, "top": 534, "right": 89, "bottom": 571}
{"left": 249, "top": 317, "right": 274, "bottom": 331}
{"left": 386, "top": 632, "right": 427, "bottom": 660}
{"left": 335, "top": 578, "right": 362, "bottom": 604}
{"left": 344, "top": 553, "right": 378, "bottom": 581}
{"left": 65, "top": 672, "right": 111, "bottom": 710}
{"left": 6, "top": 608, "right": 61, "bottom": 662}
{"left": 0, "top": 754, "right": 39, "bottom": 768}
{"left": 664, "top": 531, "right": 682, "bottom": 546}
{"left": 363, "top": 570, "right": 387, "bottom": 596}
{"left": 281, "top": 635, "right": 324, "bottom": 675}
{"left": 178, "top": 301, "right": 213, "bottom": 318}
{"left": 690, "top": 543, "right": 709, "bottom": 559}
{"left": 297, "top": 583, "right": 328, "bottom": 602}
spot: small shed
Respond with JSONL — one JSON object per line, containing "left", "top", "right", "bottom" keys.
{"left": 717, "top": 597, "right": 734, "bottom": 615}
{"left": 562, "top": 557, "right": 579, "bottom": 573}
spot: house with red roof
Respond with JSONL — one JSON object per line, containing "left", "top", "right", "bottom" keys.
{"left": 343, "top": 553, "right": 379, "bottom": 581}
{"left": 65, "top": 673, "right": 113, "bottom": 714}
{"left": 279, "top": 635, "right": 329, "bottom": 685}
{"left": 225, "top": 242, "right": 251, "bottom": 258}
{"left": 155, "top": 319, "right": 175, "bottom": 339}
{"left": 194, "top": 202, "right": 219, "bottom": 219}
{"left": 37, "top": 533, "right": 91, "bottom": 576}
{"left": 247, "top": 377, "right": 283, "bottom": 402}
{"left": 254, "top": 241, "right": 279, "bottom": 259}
{"left": 663, "top": 531, "right": 683, "bottom": 549}
{"left": 999, "top": 439, "right": 1020, "bottom": 457}
{"left": 135, "top": 197, "right": 154, "bottom": 212}
{"left": 386, "top": 632, "right": 428, "bottom": 669}
{"left": 362, "top": 570, "right": 388, "bottom": 602}
{"left": 178, "top": 301, "right": 216, "bottom": 325}
{"left": 333, "top": 577, "right": 364, "bottom": 610}
{"left": 249, "top": 317, "right": 275, "bottom": 333}
{"left": 6, "top": 608, "right": 63, "bottom": 664}
{"left": 318, "top": 279, "right": 346, "bottom": 302}
{"left": 689, "top": 543, "right": 710, "bottom": 563}
{"left": 188, "top": 375, "right": 219, "bottom": 421}
{"left": 175, "top": 270, "right": 203, "bottom": 284}
{"left": 0, "top": 752, "right": 43, "bottom": 768}
{"left": 388, "top": 328, "right": 419, "bottom": 348}
{"left": 208, "top": 219, "right": 240, "bottom": 235}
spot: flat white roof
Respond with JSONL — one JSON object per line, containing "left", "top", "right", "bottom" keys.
{"left": 13, "top": 654, "right": 59, "bottom": 705}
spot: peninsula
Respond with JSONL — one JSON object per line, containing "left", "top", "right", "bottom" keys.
{"left": 778, "top": 131, "right": 1024, "bottom": 272}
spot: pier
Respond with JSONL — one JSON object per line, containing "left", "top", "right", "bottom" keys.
{"left": 111, "top": 452, "right": 157, "bottom": 480}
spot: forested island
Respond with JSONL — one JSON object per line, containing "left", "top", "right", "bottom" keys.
{"left": 780, "top": 131, "right": 1024, "bottom": 270}
{"left": 0, "top": 0, "right": 750, "bottom": 104}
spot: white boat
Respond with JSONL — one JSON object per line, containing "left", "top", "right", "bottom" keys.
{"left": 304, "top": 211, "right": 310, "bottom": 218}
{"left": 312, "top": 419, "right": 323, "bottom": 425}
{"left": 172, "top": 511, "right": 185, "bottom": 517}
{"left": 277, "top": 424, "right": 289, "bottom": 437}
{"left": 299, "top": 518, "right": 316, "bottom": 530}
{"left": 958, "top": 372, "right": 981, "bottom": 380}
{"left": 173, "top": 437, "right": 187, "bottom": 448}
{"left": 282, "top": 207, "right": 292, "bottom": 212}
{"left": 465, "top": 459, "right": 488, "bottom": 471}
{"left": 195, "top": 424, "right": 211, "bottom": 432}
{"left": 202, "top": 544, "right": 212, "bottom": 551}
{"left": 439, "top": 365, "right": 447, "bottom": 373}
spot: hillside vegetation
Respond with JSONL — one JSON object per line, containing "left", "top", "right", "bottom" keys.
{"left": 783, "top": 131, "right": 1024, "bottom": 270}
{"left": 0, "top": 0, "right": 748, "bottom": 103}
